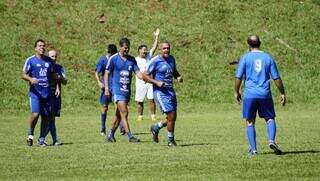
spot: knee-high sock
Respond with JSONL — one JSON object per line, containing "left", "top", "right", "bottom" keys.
{"left": 247, "top": 125, "right": 257, "bottom": 151}
{"left": 101, "top": 113, "right": 106, "bottom": 131}
{"left": 267, "top": 119, "right": 276, "bottom": 142}
{"left": 48, "top": 121, "right": 57, "bottom": 143}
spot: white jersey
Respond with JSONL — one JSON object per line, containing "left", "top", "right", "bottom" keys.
{"left": 135, "top": 52, "right": 154, "bottom": 101}
{"left": 135, "top": 52, "right": 152, "bottom": 84}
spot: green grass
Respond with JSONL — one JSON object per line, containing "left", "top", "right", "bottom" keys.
{"left": 0, "top": 0, "right": 320, "bottom": 111}
{"left": 0, "top": 106, "right": 319, "bottom": 180}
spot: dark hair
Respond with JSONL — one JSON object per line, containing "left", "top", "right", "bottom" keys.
{"left": 119, "top": 37, "right": 130, "bottom": 47}
{"left": 34, "top": 39, "right": 45, "bottom": 48}
{"left": 107, "top": 44, "right": 117, "bottom": 55}
{"left": 138, "top": 44, "right": 147, "bottom": 52}
{"left": 247, "top": 35, "right": 261, "bottom": 48}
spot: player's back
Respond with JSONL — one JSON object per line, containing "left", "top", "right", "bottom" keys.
{"left": 238, "top": 50, "right": 280, "bottom": 98}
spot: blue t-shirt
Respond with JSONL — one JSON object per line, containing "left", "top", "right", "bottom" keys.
{"left": 49, "top": 63, "right": 67, "bottom": 96}
{"left": 235, "top": 50, "right": 280, "bottom": 98}
{"left": 106, "top": 53, "right": 139, "bottom": 97}
{"left": 146, "top": 54, "right": 176, "bottom": 93}
{"left": 23, "top": 55, "right": 54, "bottom": 99}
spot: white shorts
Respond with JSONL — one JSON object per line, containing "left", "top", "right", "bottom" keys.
{"left": 135, "top": 81, "right": 154, "bottom": 102}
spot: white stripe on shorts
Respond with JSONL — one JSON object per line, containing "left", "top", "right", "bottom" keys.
{"left": 156, "top": 92, "right": 167, "bottom": 112}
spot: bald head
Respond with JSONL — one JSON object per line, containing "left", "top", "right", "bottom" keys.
{"left": 247, "top": 35, "right": 261, "bottom": 49}
{"left": 48, "top": 50, "right": 57, "bottom": 62}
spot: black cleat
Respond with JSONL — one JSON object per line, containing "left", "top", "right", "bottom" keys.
{"left": 26, "top": 135, "right": 33, "bottom": 146}
{"left": 150, "top": 125, "right": 159, "bottom": 143}
{"left": 105, "top": 136, "right": 116, "bottom": 143}
{"left": 120, "top": 128, "right": 126, "bottom": 135}
{"left": 168, "top": 140, "right": 177, "bottom": 147}
{"left": 269, "top": 142, "right": 283, "bottom": 155}
{"left": 129, "top": 137, "right": 140, "bottom": 143}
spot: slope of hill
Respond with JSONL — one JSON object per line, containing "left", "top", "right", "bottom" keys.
{"left": 1, "top": 0, "right": 319, "bottom": 111}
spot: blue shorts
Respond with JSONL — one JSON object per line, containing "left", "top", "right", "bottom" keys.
{"left": 113, "top": 94, "right": 130, "bottom": 103}
{"left": 50, "top": 96, "right": 61, "bottom": 117}
{"left": 29, "top": 92, "right": 51, "bottom": 116}
{"left": 243, "top": 98, "right": 275, "bottom": 120}
{"left": 100, "top": 88, "right": 112, "bottom": 106}
{"left": 154, "top": 91, "right": 177, "bottom": 113}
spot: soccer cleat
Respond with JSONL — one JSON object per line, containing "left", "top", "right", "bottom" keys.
{"left": 168, "top": 140, "right": 177, "bottom": 147}
{"left": 248, "top": 148, "right": 258, "bottom": 157}
{"left": 129, "top": 136, "right": 140, "bottom": 143}
{"left": 150, "top": 125, "right": 159, "bottom": 143}
{"left": 100, "top": 130, "right": 106, "bottom": 136}
{"left": 151, "top": 114, "right": 156, "bottom": 121}
{"left": 137, "top": 115, "right": 143, "bottom": 121}
{"left": 269, "top": 142, "right": 283, "bottom": 155}
{"left": 26, "top": 135, "right": 34, "bottom": 146}
{"left": 38, "top": 141, "right": 48, "bottom": 147}
{"left": 53, "top": 141, "right": 63, "bottom": 146}
{"left": 119, "top": 127, "right": 126, "bottom": 135}
{"left": 105, "top": 136, "right": 116, "bottom": 143}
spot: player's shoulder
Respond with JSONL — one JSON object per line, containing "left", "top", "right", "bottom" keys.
{"left": 25, "top": 55, "right": 36, "bottom": 62}
{"left": 109, "top": 53, "right": 119, "bottom": 60}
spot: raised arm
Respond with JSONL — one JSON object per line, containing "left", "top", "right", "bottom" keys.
{"left": 274, "top": 78, "right": 286, "bottom": 106}
{"left": 149, "top": 28, "right": 160, "bottom": 56}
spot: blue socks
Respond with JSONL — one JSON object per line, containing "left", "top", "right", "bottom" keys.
{"left": 247, "top": 124, "right": 257, "bottom": 151}
{"left": 108, "top": 129, "right": 115, "bottom": 138}
{"left": 267, "top": 119, "right": 277, "bottom": 142}
{"left": 127, "top": 131, "right": 133, "bottom": 139}
{"left": 48, "top": 121, "right": 57, "bottom": 143}
{"left": 28, "top": 128, "right": 34, "bottom": 136}
{"left": 101, "top": 113, "right": 106, "bottom": 131}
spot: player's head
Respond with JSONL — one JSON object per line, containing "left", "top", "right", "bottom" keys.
{"left": 119, "top": 37, "right": 130, "bottom": 56}
{"left": 48, "top": 50, "right": 58, "bottom": 62}
{"left": 247, "top": 35, "right": 261, "bottom": 49}
{"left": 138, "top": 45, "right": 148, "bottom": 58}
{"left": 106, "top": 44, "right": 117, "bottom": 56}
{"left": 159, "top": 40, "right": 170, "bottom": 58}
{"left": 34, "top": 39, "right": 46, "bottom": 56}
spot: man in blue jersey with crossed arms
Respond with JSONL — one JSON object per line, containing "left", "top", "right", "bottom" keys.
{"left": 234, "top": 35, "right": 287, "bottom": 156}
{"left": 104, "top": 37, "right": 143, "bottom": 143}
{"left": 144, "top": 40, "right": 183, "bottom": 147}
{"left": 22, "top": 39, "right": 58, "bottom": 146}
{"left": 95, "top": 44, "right": 118, "bottom": 135}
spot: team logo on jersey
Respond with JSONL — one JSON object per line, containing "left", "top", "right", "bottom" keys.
{"left": 128, "top": 65, "right": 132, "bottom": 71}
{"left": 120, "top": 70, "right": 129, "bottom": 77}
{"left": 254, "top": 59, "right": 262, "bottom": 73}
{"left": 45, "top": 63, "right": 49, "bottom": 68}
{"left": 39, "top": 68, "right": 47, "bottom": 76}
{"left": 36, "top": 64, "right": 41, "bottom": 67}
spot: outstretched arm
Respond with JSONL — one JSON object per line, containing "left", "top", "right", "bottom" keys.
{"left": 234, "top": 78, "right": 242, "bottom": 104}
{"left": 274, "top": 78, "right": 286, "bottom": 106}
{"left": 149, "top": 28, "right": 160, "bottom": 56}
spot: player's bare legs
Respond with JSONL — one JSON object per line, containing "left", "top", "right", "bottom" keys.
{"left": 27, "top": 113, "right": 40, "bottom": 146}
{"left": 136, "top": 102, "right": 144, "bottom": 120}
{"left": 148, "top": 99, "right": 156, "bottom": 121}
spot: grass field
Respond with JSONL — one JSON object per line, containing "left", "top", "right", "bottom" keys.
{"left": 1, "top": 105, "right": 319, "bottom": 180}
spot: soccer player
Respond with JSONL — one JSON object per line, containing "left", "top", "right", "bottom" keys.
{"left": 22, "top": 39, "right": 56, "bottom": 146}
{"left": 135, "top": 28, "right": 160, "bottom": 121}
{"left": 104, "top": 37, "right": 143, "bottom": 143}
{"left": 234, "top": 35, "right": 287, "bottom": 156}
{"left": 144, "top": 41, "right": 183, "bottom": 147}
{"left": 47, "top": 49, "right": 68, "bottom": 145}
{"left": 95, "top": 44, "right": 117, "bottom": 135}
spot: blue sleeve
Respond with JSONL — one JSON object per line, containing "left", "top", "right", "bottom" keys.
{"left": 106, "top": 56, "right": 114, "bottom": 72}
{"left": 23, "top": 58, "right": 32, "bottom": 73}
{"left": 235, "top": 56, "right": 245, "bottom": 79}
{"left": 59, "top": 66, "right": 67, "bottom": 79}
{"left": 270, "top": 58, "right": 280, "bottom": 80}
{"left": 146, "top": 59, "right": 156, "bottom": 75}
{"left": 95, "top": 58, "right": 104, "bottom": 73}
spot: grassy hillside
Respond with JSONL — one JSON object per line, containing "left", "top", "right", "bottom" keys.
{"left": 1, "top": 0, "right": 320, "bottom": 111}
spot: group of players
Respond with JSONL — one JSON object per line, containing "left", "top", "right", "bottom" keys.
{"left": 22, "top": 31, "right": 287, "bottom": 155}
{"left": 22, "top": 39, "right": 68, "bottom": 146}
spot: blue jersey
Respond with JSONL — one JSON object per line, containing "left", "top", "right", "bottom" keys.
{"left": 23, "top": 55, "right": 54, "bottom": 99}
{"left": 235, "top": 50, "right": 280, "bottom": 98}
{"left": 146, "top": 55, "right": 177, "bottom": 93}
{"left": 96, "top": 55, "right": 113, "bottom": 90}
{"left": 49, "top": 63, "right": 67, "bottom": 96}
{"left": 106, "top": 53, "right": 139, "bottom": 98}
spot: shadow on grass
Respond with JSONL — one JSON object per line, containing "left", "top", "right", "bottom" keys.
{"left": 261, "top": 150, "right": 320, "bottom": 155}
{"left": 179, "top": 143, "right": 211, "bottom": 147}
{"left": 133, "top": 132, "right": 150, "bottom": 135}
